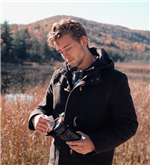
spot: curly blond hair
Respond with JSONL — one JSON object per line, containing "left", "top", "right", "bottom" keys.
{"left": 47, "top": 19, "right": 88, "bottom": 48}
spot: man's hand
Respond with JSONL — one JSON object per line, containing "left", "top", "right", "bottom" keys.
{"left": 32, "top": 114, "right": 55, "bottom": 134}
{"left": 66, "top": 131, "right": 95, "bottom": 155}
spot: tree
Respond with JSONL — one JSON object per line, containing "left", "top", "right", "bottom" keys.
{"left": 40, "top": 38, "right": 52, "bottom": 62}
{"left": 29, "top": 36, "right": 41, "bottom": 62}
{"left": 12, "top": 28, "right": 31, "bottom": 62}
{"left": 1, "top": 20, "right": 13, "bottom": 62}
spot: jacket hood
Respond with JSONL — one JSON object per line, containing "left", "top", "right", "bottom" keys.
{"left": 54, "top": 47, "right": 114, "bottom": 90}
{"left": 89, "top": 47, "right": 114, "bottom": 70}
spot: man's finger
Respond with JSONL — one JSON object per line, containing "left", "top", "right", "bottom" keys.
{"left": 66, "top": 139, "right": 82, "bottom": 146}
{"left": 36, "top": 127, "right": 47, "bottom": 135}
{"left": 37, "top": 121, "right": 48, "bottom": 127}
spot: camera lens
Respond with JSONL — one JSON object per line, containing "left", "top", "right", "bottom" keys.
{"left": 53, "top": 118, "right": 66, "bottom": 135}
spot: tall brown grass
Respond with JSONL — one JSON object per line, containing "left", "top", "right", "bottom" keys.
{"left": 1, "top": 79, "right": 150, "bottom": 165}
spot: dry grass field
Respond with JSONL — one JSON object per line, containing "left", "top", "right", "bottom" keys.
{"left": 115, "top": 63, "right": 150, "bottom": 80}
{"left": 1, "top": 63, "right": 150, "bottom": 165}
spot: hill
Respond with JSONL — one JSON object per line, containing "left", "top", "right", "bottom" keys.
{"left": 3, "top": 15, "right": 150, "bottom": 63}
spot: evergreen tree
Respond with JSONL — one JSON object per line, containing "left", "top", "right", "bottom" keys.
{"left": 12, "top": 28, "right": 31, "bottom": 62}
{"left": 29, "top": 36, "right": 41, "bottom": 62}
{"left": 1, "top": 20, "right": 13, "bottom": 62}
{"left": 40, "top": 38, "right": 52, "bottom": 62}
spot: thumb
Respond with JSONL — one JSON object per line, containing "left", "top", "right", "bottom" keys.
{"left": 76, "top": 131, "right": 85, "bottom": 136}
{"left": 76, "top": 131, "right": 88, "bottom": 140}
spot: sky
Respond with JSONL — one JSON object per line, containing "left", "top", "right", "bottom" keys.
{"left": 1, "top": 0, "right": 149, "bottom": 31}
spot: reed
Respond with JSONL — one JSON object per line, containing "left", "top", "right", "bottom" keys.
{"left": 113, "top": 79, "right": 150, "bottom": 165}
{"left": 1, "top": 79, "right": 150, "bottom": 165}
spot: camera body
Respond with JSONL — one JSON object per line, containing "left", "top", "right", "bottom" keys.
{"left": 47, "top": 114, "right": 81, "bottom": 141}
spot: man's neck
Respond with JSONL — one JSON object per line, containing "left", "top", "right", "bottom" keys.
{"left": 77, "top": 50, "right": 95, "bottom": 71}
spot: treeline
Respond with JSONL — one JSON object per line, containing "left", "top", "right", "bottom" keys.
{"left": 1, "top": 15, "right": 150, "bottom": 64}
{"left": 12, "top": 15, "right": 150, "bottom": 64}
{"left": 78, "top": 17, "right": 150, "bottom": 63}
{"left": 1, "top": 21, "right": 63, "bottom": 64}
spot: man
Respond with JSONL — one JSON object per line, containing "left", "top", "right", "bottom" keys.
{"left": 28, "top": 19, "right": 138, "bottom": 165}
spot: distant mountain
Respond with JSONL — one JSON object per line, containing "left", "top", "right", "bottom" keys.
{"left": 10, "top": 15, "right": 150, "bottom": 63}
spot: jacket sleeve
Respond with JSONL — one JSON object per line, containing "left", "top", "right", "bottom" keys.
{"left": 89, "top": 73, "right": 138, "bottom": 154}
{"left": 28, "top": 77, "right": 54, "bottom": 131}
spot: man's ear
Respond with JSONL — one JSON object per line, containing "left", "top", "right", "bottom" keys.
{"left": 80, "top": 36, "right": 88, "bottom": 48}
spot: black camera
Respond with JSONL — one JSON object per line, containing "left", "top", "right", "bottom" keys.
{"left": 47, "top": 113, "right": 81, "bottom": 141}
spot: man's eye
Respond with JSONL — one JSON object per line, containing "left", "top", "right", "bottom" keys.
{"left": 67, "top": 47, "right": 71, "bottom": 51}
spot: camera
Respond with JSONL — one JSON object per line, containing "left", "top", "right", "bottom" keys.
{"left": 47, "top": 113, "right": 81, "bottom": 141}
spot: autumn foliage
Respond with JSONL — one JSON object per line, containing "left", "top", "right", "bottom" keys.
{"left": 1, "top": 15, "right": 150, "bottom": 64}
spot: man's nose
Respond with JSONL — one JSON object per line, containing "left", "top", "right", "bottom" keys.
{"left": 62, "top": 52, "right": 69, "bottom": 59}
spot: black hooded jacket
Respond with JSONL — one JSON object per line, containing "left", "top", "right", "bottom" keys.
{"left": 28, "top": 47, "right": 138, "bottom": 165}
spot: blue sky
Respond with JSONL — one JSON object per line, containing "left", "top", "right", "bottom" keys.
{"left": 1, "top": 0, "right": 149, "bottom": 31}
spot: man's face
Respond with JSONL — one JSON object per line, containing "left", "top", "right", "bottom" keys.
{"left": 55, "top": 34, "right": 87, "bottom": 71}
